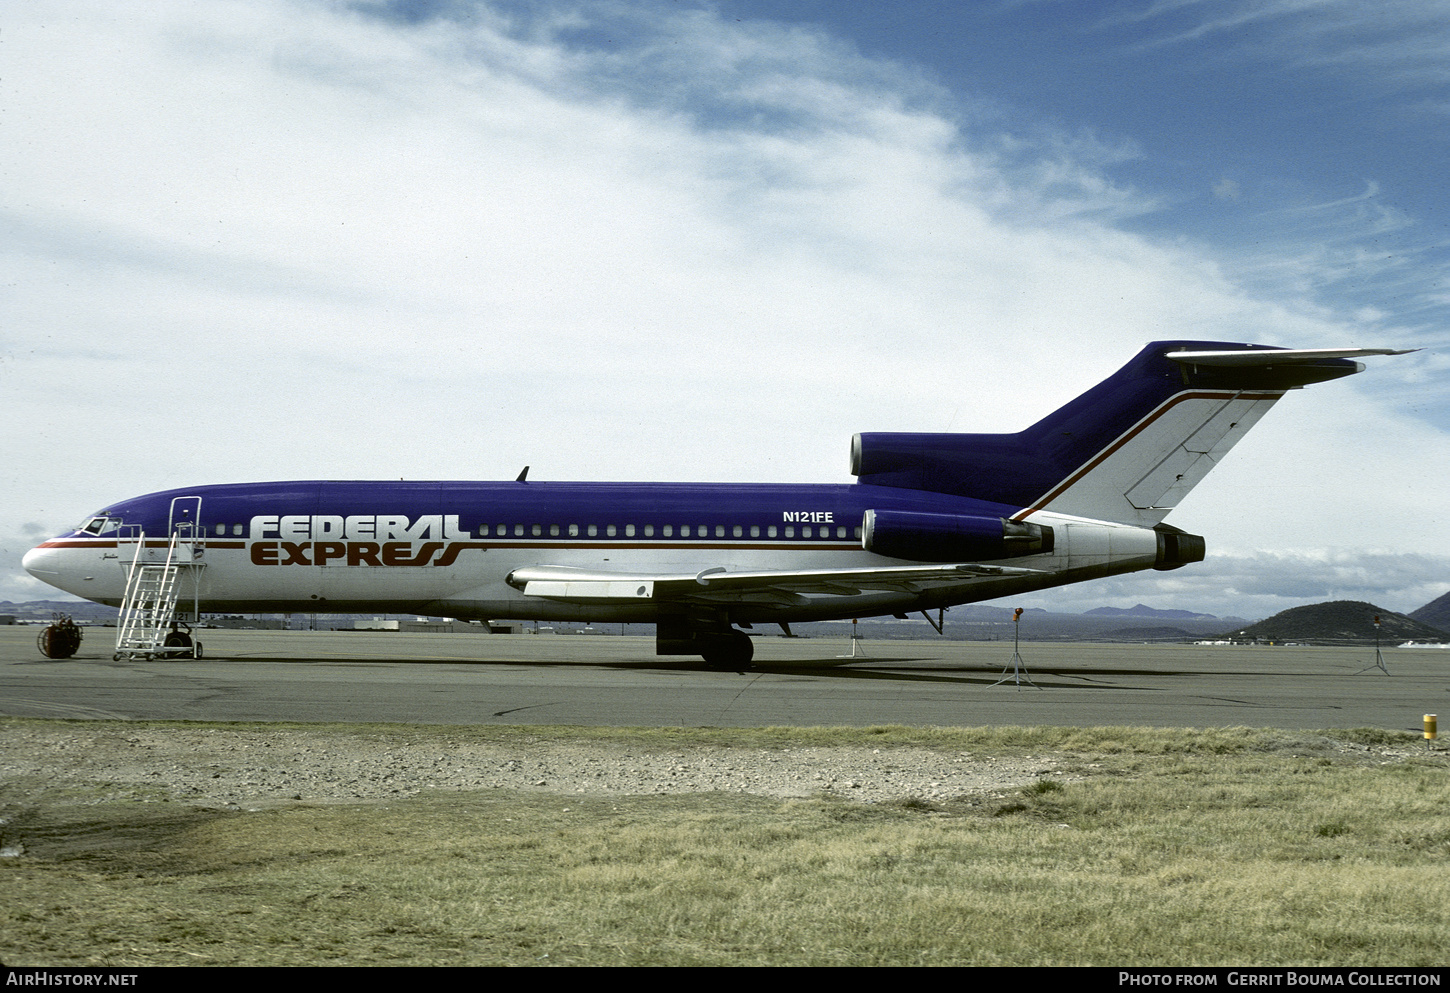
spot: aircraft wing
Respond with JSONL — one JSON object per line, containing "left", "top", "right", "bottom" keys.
{"left": 507, "top": 562, "right": 1041, "bottom": 606}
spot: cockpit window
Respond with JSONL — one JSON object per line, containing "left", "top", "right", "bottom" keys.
{"left": 79, "top": 517, "right": 121, "bottom": 535}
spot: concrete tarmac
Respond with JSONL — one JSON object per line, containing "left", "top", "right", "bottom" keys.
{"left": 2, "top": 626, "right": 1445, "bottom": 730}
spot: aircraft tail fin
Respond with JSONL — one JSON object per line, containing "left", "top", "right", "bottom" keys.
{"left": 852, "top": 341, "right": 1408, "bottom": 526}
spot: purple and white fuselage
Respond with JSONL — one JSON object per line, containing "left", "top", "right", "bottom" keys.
{"left": 24, "top": 341, "right": 1404, "bottom": 665}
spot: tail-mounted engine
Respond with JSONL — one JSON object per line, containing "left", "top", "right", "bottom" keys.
{"left": 1153, "top": 523, "right": 1205, "bottom": 571}
{"left": 863, "top": 509, "right": 1053, "bottom": 563}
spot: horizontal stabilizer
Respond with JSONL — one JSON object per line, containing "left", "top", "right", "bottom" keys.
{"left": 1167, "top": 347, "right": 1417, "bottom": 367}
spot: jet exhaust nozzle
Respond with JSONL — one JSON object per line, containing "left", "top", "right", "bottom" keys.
{"left": 1153, "top": 524, "right": 1205, "bottom": 571}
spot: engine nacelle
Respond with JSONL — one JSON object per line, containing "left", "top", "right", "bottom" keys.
{"left": 1153, "top": 523, "right": 1206, "bottom": 571}
{"left": 863, "top": 509, "right": 1054, "bottom": 563}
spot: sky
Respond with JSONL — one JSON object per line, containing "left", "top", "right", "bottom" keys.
{"left": 4, "top": 0, "right": 1448, "bottom": 620}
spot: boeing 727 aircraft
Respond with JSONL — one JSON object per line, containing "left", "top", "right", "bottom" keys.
{"left": 24, "top": 341, "right": 1406, "bottom": 665}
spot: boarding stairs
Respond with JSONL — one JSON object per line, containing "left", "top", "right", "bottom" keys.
{"left": 114, "top": 521, "right": 205, "bottom": 660}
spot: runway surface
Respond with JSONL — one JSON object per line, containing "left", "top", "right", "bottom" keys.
{"left": 2, "top": 627, "right": 1445, "bottom": 730}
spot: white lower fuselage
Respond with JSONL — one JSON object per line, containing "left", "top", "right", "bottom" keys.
{"left": 24, "top": 486, "right": 1163, "bottom": 625}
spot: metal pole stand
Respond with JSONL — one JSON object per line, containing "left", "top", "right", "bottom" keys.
{"left": 1355, "top": 615, "right": 1390, "bottom": 675}
{"left": 838, "top": 617, "right": 868, "bottom": 659}
{"left": 992, "top": 608, "right": 1040, "bottom": 690}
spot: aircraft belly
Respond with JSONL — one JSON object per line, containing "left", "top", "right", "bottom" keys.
{"left": 37, "top": 529, "right": 1156, "bottom": 624}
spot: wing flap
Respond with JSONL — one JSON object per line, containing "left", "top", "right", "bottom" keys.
{"left": 508, "top": 562, "right": 1040, "bottom": 604}
{"left": 520, "top": 578, "right": 656, "bottom": 600}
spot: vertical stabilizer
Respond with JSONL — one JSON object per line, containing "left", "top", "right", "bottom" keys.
{"left": 853, "top": 341, "right": 1400, "bottom": 526}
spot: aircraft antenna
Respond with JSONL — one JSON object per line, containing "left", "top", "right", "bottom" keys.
{"left": 991, "top": 607, "right": 1041, "bottom": 690}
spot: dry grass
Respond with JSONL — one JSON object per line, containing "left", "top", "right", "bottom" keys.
{"left": 2, "top": 723, "right": 1446, "bottom": 966}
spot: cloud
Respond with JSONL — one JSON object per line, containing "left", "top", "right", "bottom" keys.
{"left": 1212, "top": 177, "right": 1241, "bottom": 201}
{"left": 1125, "top": 0, "right": 1450, "bottom": 93}
{"left": 1020, "top": 549, "right": 1450, "bottom": 620}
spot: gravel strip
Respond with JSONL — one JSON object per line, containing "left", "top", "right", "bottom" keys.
{"left": 0, "top": 726, "right": 1074, "bottom": 808}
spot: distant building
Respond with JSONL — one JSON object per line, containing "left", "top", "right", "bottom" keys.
{"left": 203, "top": 615, "right": 286, "bottom": 630}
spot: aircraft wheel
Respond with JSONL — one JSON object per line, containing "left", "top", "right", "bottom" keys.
{"left": 700, "top": 631, "right": 754, "bottom": 668}
{"left": 194, "top": 641, "right": 204, "bottom": 660}
{"left": 113, "top": 652, "right": 122, "bottom": 661}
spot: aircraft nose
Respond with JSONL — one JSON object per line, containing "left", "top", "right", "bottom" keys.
{"left": 22, "top": 543, "right": 62, "bottom": 580}
{"left": 22, "top": 540, "right": 97, "bottom": 597}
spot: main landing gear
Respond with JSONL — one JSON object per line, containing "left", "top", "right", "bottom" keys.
{"left": 657, "top": 619, "right": 755, "bottom": 668}
{"left": 699, "top": 630, "right": 754, "bottom": 668}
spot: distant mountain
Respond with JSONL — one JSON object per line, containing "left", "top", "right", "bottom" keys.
{"left": 0, "top": 599, "right": 118, "bottom": 622}
{"left": 1085, "top": 604, "right": 1217, "bottom": 620}
{"left": 1408, "top": 590, "right": 1450, "bottom": 635}
{"left": 1223, "top": 601, "right": 1446, "bottom": 644}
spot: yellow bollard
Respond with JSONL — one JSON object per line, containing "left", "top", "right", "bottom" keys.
{"left": 1425, "top": 714, "right": 1437, "bottom": 742}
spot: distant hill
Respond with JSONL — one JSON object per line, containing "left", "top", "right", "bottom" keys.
{"left": 1223, "top": 601, "right": 1446, "bottom": 644}
{"left": 0, "top": 599, "right": 118, "bottom": 623}
{"left": 1085, "top": 604, "right": 1216, "bottom": 620}
{"left": 1409, "top": 590, "right": 1450, "bottom": 635}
